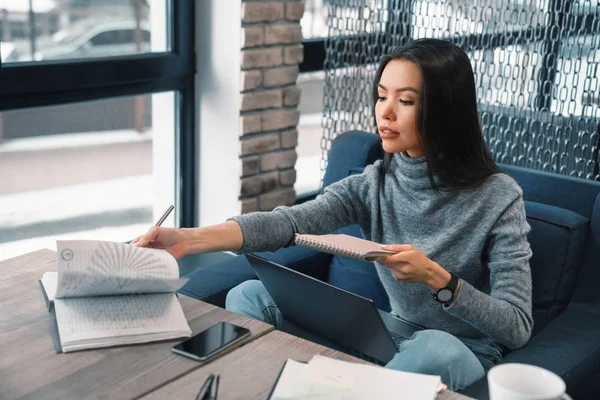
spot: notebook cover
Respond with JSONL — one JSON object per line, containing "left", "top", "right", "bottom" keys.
{"left": 38, "top": 279, "right": 54, "bottom": 312}
{"left": 39, "top": 279, "right": 63, "bottom": 352}
{"left": 48, "top": 305, "right": 63, "bottom": 353}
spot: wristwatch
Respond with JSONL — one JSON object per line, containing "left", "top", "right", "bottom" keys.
{"left": 433, "top": 272, "right": 459, "bottom": 304}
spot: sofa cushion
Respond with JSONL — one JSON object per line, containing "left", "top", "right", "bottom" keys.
{"left": 525, "top": 201, "right": 589, "bottom": 332}
{"left": 320, "top": 131, "right": 383, "bottom": 192}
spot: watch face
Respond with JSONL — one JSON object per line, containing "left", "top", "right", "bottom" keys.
{"left": 437, "top": 289, "right": 453, "bottom": 303}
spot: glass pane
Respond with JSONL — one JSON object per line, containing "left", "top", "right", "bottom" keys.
{"left": 552, "top": 34, "right": 600, "bottom": 118}
{"left": 468, "top": 42, "right": 545, "bottom": 110}
{"left": 411, "top": 0, "right": 549, "bottom": 38}
{"left": 302, "top": 0, "right": 328, "bottom": 39}
{"left": 321, "top": 0, "right": 388, "bottom": 38}
{"left": 0, "top": 0, "right": 168, "bottom": 63}
{"left": 0, "top": 92, "right": 176, "bottom": 261}
{"left": 297, "top": 72, "right": 325, "bottom": 194}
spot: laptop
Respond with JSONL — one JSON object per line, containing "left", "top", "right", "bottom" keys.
{"left": 246, "top": 253, "right": 422, "bottom": 364}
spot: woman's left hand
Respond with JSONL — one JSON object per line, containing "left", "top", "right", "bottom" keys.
{"left": 379, "top": 244, "right": 451, "bottom": 291}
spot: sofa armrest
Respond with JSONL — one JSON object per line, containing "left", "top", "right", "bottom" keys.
{"left": 179, "top": 246, "right": 332, "bottom": 307}
{"left": 503, "top": 302, "right": 600, "bottom": 385}
{"left": 460, "top": 302, "right": 600, "bottom": 399}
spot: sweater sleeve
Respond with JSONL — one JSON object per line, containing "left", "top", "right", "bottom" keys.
{"left": 230, "top": 163, "right": 379, "bottom": 253}
{"left": 444, "top": 195, "right": 534, "bottom": 349}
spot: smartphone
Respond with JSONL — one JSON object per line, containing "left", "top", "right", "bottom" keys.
{"left": 172, "top": 321, "right": 251, "bottom": 361}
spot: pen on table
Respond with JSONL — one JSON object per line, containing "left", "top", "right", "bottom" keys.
{"left": 154, "top": 204, "right": 174, "bottom": 227}
{"left": 196, "top": 374, "right": 219, "bottom": 400}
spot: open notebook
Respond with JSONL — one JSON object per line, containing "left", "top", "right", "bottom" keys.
{"left": 39, "top": 240, "right": 191, "bottom": 353}
{"left": 294, "top": 233, "right": 396, "bottom": 261}
{"left": 268, "top": 355, "right": 442, "bottom": 400}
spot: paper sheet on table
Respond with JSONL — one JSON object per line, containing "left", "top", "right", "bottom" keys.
{"left": 270, "top": 355, "right": 441, "bottom": 400}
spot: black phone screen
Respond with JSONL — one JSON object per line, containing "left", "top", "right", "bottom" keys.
{"left": 172, "top": 321, "right": 251, "bottom": 360}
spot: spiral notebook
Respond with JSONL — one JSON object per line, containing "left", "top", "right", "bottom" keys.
{"left": 294, "top": 233, "right": 396, "bottom": 261}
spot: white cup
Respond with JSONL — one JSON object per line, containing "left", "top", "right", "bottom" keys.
{"left": 488, "top": 363, "right": 572, "bottom": 400}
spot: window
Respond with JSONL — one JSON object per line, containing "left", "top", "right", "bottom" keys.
{"left": 90, "top": 30, "right": 128, "bottom": 46}
{"left": 0, "top": 1, "right": 165, "bottom": 63}
{"left": 302, "top": 0, "right": 328, "bottom": 39}
{"left": 296, "top": 71, "right": 326, "bottom": 195}
{"left": 297, "top": 1, "right": 329, "bottom": 195}
{"left": 311, "top": 0, "right": 600, "bottom": 180}
{"left": 0, "top": 93, "right": 175, "bottom": 261}
{"left": 0, "top": 1, "right": 195, "bottom": 261}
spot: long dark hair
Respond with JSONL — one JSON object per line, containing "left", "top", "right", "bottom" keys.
{"left": 373, "top": 38, "right": 502, "bottom": 190}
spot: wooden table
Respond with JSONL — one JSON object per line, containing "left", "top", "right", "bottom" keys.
{"left": 0, "top": 250, "right": 471, "bottom": 400}
{"left": 0, "top": 249, "right": 273, "bottom": 400}
{"left": 143, "top": 329, "right": 470, "bottom": 400}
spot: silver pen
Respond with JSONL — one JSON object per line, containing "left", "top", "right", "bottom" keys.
{"left": 154, "top": 204, "right": 174, "bottom": 227}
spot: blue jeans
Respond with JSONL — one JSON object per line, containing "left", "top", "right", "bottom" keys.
{"left": 225, "top": 280, "right": 504, "bottom": 392}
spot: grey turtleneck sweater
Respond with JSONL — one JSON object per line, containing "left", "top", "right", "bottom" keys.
{"left": 231, "top": 152, "right": 533, "bottom": 350}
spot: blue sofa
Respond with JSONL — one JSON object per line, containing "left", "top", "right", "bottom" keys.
{"left": 181, "top": 130, "right": 600, "bottom": 399}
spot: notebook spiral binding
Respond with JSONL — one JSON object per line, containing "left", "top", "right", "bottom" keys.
{"left": 295, "top": 236, "right": 362, "bottom": 259}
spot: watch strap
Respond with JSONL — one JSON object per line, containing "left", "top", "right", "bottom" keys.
{"left": 433, "top": 272, "right": 459, "bottom": 304}
{"left": 446, "top": 272, "right": 459, "bottom": 293}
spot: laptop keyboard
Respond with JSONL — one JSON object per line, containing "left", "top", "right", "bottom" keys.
{"left": 390, "top": 333, "right": 406, "bottom": 347}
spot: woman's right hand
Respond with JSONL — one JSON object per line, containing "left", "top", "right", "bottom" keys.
{"left": 130, "top": 227, "right": 190, "bottom": 259}
{"left": 130, "top": 220, "right": 244, "bottom": 259}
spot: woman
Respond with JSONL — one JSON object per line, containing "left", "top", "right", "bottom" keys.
{"left": 133, "top": 38, "right": 533, "bottom": 391}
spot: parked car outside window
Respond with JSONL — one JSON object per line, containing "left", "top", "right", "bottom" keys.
{"left": 3, "top": 17, "right": 151, "bottom": 62}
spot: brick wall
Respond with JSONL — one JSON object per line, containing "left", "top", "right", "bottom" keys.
{"left": 239, "top": 0, "right": 305, "bottom": 213}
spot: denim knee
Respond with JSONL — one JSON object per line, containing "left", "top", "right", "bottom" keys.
{"left": 225, "top": 280, "right": 282, "bottom": 327}
{"left": 401, "top": 330, "right": 471, "bottom": 368}
{"left": 386, "top": 329, "right": 485, "bottom": 391}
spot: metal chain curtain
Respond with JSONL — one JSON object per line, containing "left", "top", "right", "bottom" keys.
{"left": 321, "top": 0, "right": 600, "bottom": 180}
